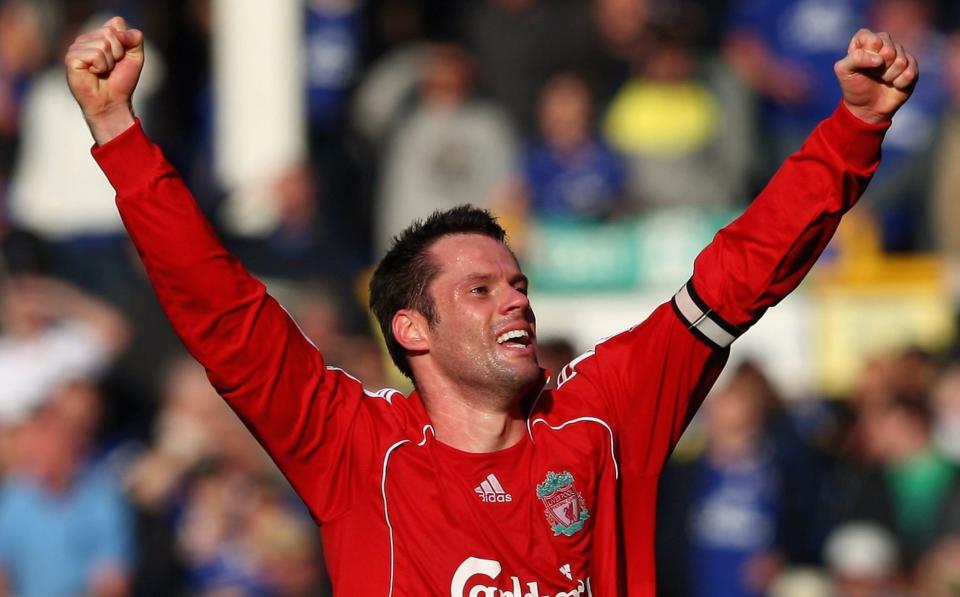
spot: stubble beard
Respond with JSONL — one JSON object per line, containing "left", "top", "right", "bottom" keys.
{"left": 428, "top": 314, "right": 540, "bottom": 411}
{"left": 462, "top": 347, "right": 541, "bottom": 411}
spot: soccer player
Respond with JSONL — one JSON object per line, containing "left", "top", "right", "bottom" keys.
{"left": 65, "top": 17, "right": 917, "bottom": 596}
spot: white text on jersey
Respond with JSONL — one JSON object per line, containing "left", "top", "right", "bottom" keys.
{"left": 451, "top": 557, "right": 593, "bottom": 597}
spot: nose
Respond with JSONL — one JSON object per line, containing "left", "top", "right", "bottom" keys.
{"left": 501, "top": 284, "right": 531, "bottom": 316}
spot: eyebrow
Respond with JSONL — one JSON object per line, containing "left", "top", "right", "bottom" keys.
{"left": 460, "top": 273, "right": 529, "bottom": 286}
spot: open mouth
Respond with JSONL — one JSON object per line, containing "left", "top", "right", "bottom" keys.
{"left": 496, "top": 329, "right": 532, "bottom": 348}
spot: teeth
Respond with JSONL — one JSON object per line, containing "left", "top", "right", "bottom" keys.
{"left": 497, "top": 330, "right": 530, "bottom": 344}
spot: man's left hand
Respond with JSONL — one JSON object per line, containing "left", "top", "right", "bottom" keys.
{"left": 836, "top": 28, "right": 919, "bottom": 124}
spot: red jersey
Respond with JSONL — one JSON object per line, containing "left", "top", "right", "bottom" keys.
{"left": 92, "top": 103, "right": 887, "bottom": 595}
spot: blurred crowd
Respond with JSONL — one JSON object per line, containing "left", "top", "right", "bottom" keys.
{"left": 658, "top": 354, "right": 960, "bottom": 597}
{"left": 1, "top": 0, "right": 960, "bottom": 595}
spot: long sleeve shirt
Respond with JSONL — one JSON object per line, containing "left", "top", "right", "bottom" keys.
{"left": 92, "top": 102, "right": 887, "bottom": 595}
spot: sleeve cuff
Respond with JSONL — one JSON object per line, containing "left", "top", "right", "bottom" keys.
{"left": 819, "top": 101, "right": 891, "bottom": 171}
{"left": 671, "top": 280, "right": 742, "bottom": 349}
{"left": 90, "top": 118, "right": 160, "bottom": 195}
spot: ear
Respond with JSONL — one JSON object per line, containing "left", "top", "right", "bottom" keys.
{"left": 392, "top": 309, "right": 430, "bottom": 352}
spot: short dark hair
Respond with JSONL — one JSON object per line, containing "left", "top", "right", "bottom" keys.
{"left": 369, "top": 205, "right": 507, "bottom": 380}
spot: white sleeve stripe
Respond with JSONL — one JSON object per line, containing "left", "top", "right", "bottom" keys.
{"left": 672, "top": 283, "right": 738, "bottom": 348}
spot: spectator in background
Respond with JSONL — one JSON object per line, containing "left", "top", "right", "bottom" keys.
{"left": 603, "top": 21, "right": 749, "bottom": 207}
{"left": 375, "top": 43, "right": 517, "bottom": 254}
{"left": 516, "top": 73, "right": 628, "bottom": 221}
{"left": 0, "top": 274, "right": 129, "bottom": 425}
{"left": 0, "top": 379, "right": 135, "bottom": 596}
{"left": 722, "top": 0, "right": 867, "bottom": 169}
{"left": 657, "top": 365, "right": 818, "bottom": 597}
{"left": 463, "top": 0, "right": 595, "bottom": 133}
{"left": 853, "top": 396, "right": 960, "bottom": 568}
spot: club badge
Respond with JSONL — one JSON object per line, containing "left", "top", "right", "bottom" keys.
{"left": 536, "top": 471, "right": 590, "bottom": 537}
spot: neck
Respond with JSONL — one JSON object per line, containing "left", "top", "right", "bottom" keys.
{"left": 419, "top": 382, "right": 530, "bottom": 453}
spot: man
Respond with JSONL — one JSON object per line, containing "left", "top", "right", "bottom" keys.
{"left": 65, "top": 16, "right": 917, "bottom": 595}
{"left": 0, "top": 381, "right": 134, "bottom": 597}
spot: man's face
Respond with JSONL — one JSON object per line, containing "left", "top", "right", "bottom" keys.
{"left": 420, "top": 233, "right": 540, "bottom": 400}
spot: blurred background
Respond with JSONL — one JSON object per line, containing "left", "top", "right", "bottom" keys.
{"left": 1, "top": 0, "right": 959, "bottom": 595}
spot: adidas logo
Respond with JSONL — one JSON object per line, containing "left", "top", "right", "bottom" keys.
{"left": 475, "top": 473, "right": 512, "bottom": 503}
{"left": 559, "top": 564, "right": 572, "bottom": 581}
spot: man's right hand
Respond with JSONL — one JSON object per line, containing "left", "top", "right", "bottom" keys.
{"left": 64, "top": 16, "right": 144, "bottom": 145}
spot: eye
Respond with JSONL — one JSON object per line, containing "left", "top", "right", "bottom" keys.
{"left": 470, "top": 286, "right": 488, "bottom": 295}
{"left": 514, "top": 285, "right": 528, "bottom": 295}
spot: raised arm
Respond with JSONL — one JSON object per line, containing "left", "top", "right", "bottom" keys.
{"left": 561, "top": 34, "right": 919, "bottom": 589}
{"left": 678, "top": 29, "right": 918, "bottom": 346}
{"left": 65, "top": 16, "right": 304, "bottom": 396}
{"left": 564, "top": 29, "right": 920, "bottom": 466}
{"left": 65, "top": 18, "right": 379, "bottom": 522}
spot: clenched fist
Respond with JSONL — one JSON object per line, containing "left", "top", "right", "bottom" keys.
{"left": 64, "top": 15, "right": 144, "bottom": 145}
{"left": 836, "top": 28, "right": 919, "bottom": 125}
